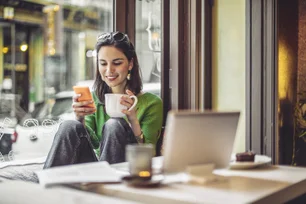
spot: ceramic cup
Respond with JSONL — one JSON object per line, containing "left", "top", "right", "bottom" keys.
{"left": 105, "top": 94, "right": 138, "bottom": 118}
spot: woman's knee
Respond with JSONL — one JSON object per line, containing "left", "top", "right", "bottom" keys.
{"left": 55, "top": 120, "right": 85, "bottom": 139}
{"left": 102, "top": 118, "right": 135, "bottom": 144}
{"left": 59, "top": 120, "right": 83, "bottom": 130}
{"left": 103, "top": 118, "right": 129, "bottom": 133}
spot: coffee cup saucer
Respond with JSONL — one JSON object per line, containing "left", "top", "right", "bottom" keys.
{"left": 121, "top": 174, "right": 164, "bottom": 188}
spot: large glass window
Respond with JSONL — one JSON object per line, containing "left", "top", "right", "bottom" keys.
{"left": 135, "top": 0, "right": 161, "bottom": 96}
{"left": 0, "top": 0, "right": 113, "bottom": 161}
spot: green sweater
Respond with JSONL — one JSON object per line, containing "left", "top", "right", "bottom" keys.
{"left": 85, "top": 92, "right": 163, "bottom": 154}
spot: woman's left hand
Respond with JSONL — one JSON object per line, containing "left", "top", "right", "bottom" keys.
{"left": 121, "top": 89, "right": 138, "bottom": 122}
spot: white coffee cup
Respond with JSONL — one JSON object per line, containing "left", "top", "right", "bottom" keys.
{"left": 105, "top": 94, "right": 138, "bottom": 118}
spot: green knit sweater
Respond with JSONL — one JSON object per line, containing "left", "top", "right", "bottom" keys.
{"left": 85, "top": 92, "right": 163, "bottom": 154}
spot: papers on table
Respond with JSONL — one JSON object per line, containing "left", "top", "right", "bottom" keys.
{"left": 36, "top": 161, "right": 123, "bottom": 187}
{"left": 0, "top": 156, "right": 46, "bottom": 169}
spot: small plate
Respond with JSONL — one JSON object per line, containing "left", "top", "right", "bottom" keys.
{"left": 229, "top": 155, "right": 272, "bottom": 169}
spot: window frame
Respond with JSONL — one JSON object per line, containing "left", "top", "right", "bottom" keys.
{"left": 246, "top": 0, "right": 278, "bottom": 163}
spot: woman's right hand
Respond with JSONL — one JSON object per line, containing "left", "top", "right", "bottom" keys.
{"left": 72, "top": 94, "right": 96, "bottom": 121}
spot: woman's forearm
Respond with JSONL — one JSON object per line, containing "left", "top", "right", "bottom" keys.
{"left": 130, "top": 119, "right": 144, "bottom": 143}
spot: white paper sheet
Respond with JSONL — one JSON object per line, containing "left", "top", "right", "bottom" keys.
{"left": 36, "top": 161, "right": 122, "bottom": 187}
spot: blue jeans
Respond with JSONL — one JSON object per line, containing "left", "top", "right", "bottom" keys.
{"left": 43, "top": 118, "right": 137, "bottom": 168}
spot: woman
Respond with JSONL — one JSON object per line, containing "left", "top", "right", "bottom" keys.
{"left": 44, "top": 31, "right": 163, "bottom": 168}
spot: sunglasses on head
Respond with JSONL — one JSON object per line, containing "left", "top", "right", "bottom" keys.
{"left": 97, "top": 31, "right": 130, "bottom": 44}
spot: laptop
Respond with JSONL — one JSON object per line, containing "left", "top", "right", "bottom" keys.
{"left": 162, "top": 110, "right": 240, "bottom": 173}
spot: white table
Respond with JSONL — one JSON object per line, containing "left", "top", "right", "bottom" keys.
{"left": 1, "top": 157, "right": 306, "bottom": 204}
{"left": 0, "top": 179, "right": 140, "bottom": 204}
{"left": 87, "top": 157, "right": 306, "bottom": 204}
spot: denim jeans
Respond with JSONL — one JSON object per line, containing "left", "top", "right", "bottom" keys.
{"left": 43, "top": 118, "right": 137, "bottom": 169}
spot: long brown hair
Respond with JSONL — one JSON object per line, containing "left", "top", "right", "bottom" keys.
{"left": 94, "top": 31, "right": 142, "bottom": 104}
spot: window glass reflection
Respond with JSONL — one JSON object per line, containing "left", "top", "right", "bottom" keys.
{"left": 135, "top": 0, "right": 161, "bottom": 96}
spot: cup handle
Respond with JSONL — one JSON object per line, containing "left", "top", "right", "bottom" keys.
{"left": 128, "top": 95, "right": 138, "bottom": 111}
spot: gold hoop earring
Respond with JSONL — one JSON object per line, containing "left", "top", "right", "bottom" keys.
{"left": 127, "top": 70, "right": 131, "bottom": 80}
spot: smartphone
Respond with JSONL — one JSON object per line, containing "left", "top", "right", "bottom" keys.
{"left": 73, "top": 86, "right": 95, "bottom": 108}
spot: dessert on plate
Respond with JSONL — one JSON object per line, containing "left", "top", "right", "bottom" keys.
{"left": 235, "top": 151, "right": 256, "bottom": 162}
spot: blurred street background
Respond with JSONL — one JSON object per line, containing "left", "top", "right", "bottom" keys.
{"left": 0, "top": 0, "right": 161, "bottom": 161}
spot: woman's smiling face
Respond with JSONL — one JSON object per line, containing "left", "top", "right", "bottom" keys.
{"left": 98, "top": 45, "right": 132, "bottom": 93}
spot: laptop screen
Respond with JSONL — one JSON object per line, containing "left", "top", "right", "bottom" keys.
{"left": 162, "top": 110, "right": 240, "bottom": 173}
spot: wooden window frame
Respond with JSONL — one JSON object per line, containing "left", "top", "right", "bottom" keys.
{"left": 202, "top": 0, "right": 213, "bottom": 110}
{"left": 114, "top": 0, "right": 135, "bottom": 44}
{"left": 246, "top": 0, "right": 278, "bottom": 163}
{"left": 169, "top": 0, "right": 212, "bottom": 110}
{"left": 161, "top": 0, "right": 170, "bottom": 123}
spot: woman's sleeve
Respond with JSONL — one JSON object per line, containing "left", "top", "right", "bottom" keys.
{"left": 85, "top": 114, "right": 100, "bottom": 149}
{"left": 141, "top": 98, "right": 163, "bottom": 146}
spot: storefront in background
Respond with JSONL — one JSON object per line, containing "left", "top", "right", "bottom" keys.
{"left": 0, "top": 0, "right": 113, "bottom": 113}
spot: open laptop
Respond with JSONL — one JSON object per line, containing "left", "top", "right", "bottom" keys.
{"left": 162, "top": 110, "right": 240, "bottom": 173}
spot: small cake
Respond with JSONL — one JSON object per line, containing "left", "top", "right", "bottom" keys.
{"left": 236, "top": 151, "right": 256, "bottom": 162}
